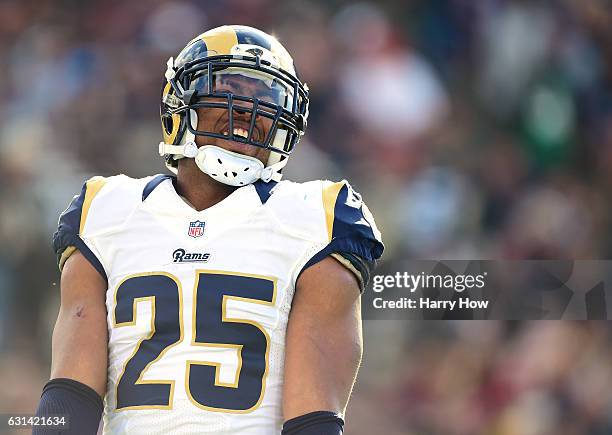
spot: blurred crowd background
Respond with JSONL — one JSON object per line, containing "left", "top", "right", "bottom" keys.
{"left": 1, "top": 0, "right": 611, "bottom": 434}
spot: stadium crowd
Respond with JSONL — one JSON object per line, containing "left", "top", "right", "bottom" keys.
{"left": 0, "top": 0, "right": 611, "bottom": 433}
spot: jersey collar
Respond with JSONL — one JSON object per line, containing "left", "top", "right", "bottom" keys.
{"left": 141, "top": 174, "right": 264, "bottom": 219}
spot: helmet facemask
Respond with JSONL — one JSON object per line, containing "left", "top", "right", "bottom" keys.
{"left": 160, "top": 44, "right": 309, "bottom": 184}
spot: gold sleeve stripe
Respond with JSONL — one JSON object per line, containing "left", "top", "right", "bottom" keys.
{"left": 331, "top": 253, "right": 364, "bottom": 289}
{"left": 201, "top": 26, "right": 238, "bottom": 55}
{"left": 322, "top": 181, "right": 345, "bottom": 242}
{"left": 79, "top": 176, "right": 107, "bottom": 234}
{"left": 58, "top": 246, "right": 77, "bottom": 271}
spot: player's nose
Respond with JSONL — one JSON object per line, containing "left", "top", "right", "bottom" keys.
{"left": 233, "top": 105, "right": 252, "bottom": 119}
{"left": 232, "top": 107, "right": 258, "bottom": 131}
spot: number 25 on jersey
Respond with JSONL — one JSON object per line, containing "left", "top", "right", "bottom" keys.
{"left": 113, "top": 270, "right": 276, "bottom": 413}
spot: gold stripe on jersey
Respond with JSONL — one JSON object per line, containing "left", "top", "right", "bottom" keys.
{"left": 79, "top": 176, "right": 107, "bottom": 234}
{"left": 331, "top": 253, "right": 364, "bottom": 289}
{"left": 322, "top": 181, "right": 345, "bottom": 242}
{"left": 113, "top": 271, "right": 184, "bottom": 411}
{"left": 186, "top": 269, "right": 277, "bottom": 414}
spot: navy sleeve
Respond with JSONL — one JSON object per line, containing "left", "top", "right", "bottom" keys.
{"left": 300, "top": 182, "right": 384, "bottom": 289}
{"left": 34, "top": 378, "right": 103, "bottom": 435}
{"left": 282, "top": 411, "right": 344, "bottom": 434}
{"left": 52, "top": 180, "right": 107, "bottom": 281}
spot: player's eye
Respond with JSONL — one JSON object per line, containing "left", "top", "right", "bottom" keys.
{"left": 255, "top": 90, "right": 275, "bottom": 100}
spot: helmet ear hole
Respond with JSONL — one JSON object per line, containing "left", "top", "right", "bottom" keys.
{"left": 161, "top": 111, "right": 182, "bottom": 145}
{"left": 162, "top": 114, "right": 174, "bottom": 135}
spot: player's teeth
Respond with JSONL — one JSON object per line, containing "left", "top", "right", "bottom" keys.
{"left": 233, "top": 128, "right": 248, "bottom": 138}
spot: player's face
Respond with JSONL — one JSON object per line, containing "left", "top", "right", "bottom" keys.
{"left": 195, "top": 73, "right": 276, "bottom": 164}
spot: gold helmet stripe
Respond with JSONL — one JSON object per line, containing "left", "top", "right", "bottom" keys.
{"left": 162, "top": 81, "right": 172, "bottom": 98}
{"left": 200, "top": 26, "right": 238, "bottom": 55}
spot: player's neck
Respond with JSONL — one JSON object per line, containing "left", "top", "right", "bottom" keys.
{"left": 176, "top": 160, "right": 236, "bottom": 211}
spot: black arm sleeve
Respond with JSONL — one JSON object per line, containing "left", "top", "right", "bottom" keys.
{"left": 281, "top": 411, "right": 344, "bottom": 435}
{"left": 33, "top": 378, "right": 103, "bottom": 435}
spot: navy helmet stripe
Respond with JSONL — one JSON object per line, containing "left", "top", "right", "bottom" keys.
{"left": 175, "top": 39, "right": 209, "bottom": 67}
{"left": 235, "top": 28, "right": 272, "bottom": 50}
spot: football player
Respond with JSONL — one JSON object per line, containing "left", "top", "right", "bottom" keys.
{"left": 34, "top": 25, "right": 383, "bottom": 434}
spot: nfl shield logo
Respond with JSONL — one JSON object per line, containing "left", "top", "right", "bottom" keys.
{"left": 187, "top": 220, "right": 206, "bottom": 238}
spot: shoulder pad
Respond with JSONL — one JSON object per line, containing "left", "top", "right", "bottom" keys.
{"left": 271, "top": 179, "right": 384, "bottom": 288}
{"left": 262, "top": 179, "right": 331, "bottom": 242}
{"left": 52, "top": 174, "right": 150, "bottom": 279}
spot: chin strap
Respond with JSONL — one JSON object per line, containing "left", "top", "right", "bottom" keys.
{"left": 159, "top": 142, "right": 285, "bottom": 186}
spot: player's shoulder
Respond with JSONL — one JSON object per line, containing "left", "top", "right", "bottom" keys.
{"left": 267, "top": 178, "right": 383, "bottom": 288}
{"left": 88, "top": 173, "right": 157, "bottom": 200}
{"left": 263, "top": 178, "right": 382, "bottom": 247}
{"left": 57, "top": 173, "right": 159, "bottom": 238}
{"left": 266, "top": 178, "right": 328, "bottom": 205}
{"left": 268, "top": 178, "right": 353, "bottom": 206}
{"left": 53, "top": 173, "right": 158, "bottom": 275}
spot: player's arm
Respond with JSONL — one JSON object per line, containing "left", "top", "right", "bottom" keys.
{"left": 34, "top": 250, "right": 108, "bottom": 435}
{"left": 282, "top": 256, "right": 363, "bottom": 435}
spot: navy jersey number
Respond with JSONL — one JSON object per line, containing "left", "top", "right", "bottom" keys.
{"left": 187, "top": 272, "right": 275, "bottom": 412}
{"left": 114, "top": 273, "right": 183, "bottom": 410}
{"left": 113, "top": 271, "right": 275, "bottom": 412}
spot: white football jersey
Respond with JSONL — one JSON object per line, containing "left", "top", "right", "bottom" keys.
{"left": 53, "top": 174, "right": 383, "bottom": 435}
